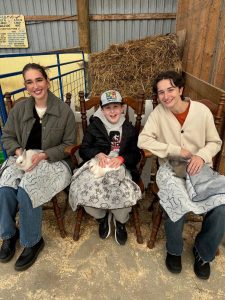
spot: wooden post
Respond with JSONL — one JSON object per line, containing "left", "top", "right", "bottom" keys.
{"left": 76, "top": 0, "right": 90, "bottom": 53}
{"left": 65, "top": 93, "right": 72, "bottom": 107}
{"left": 4, "top": 92, "right": 13, "bottom": 114}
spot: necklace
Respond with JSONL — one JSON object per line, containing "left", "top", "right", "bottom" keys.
{"left": 35, "top": 106, "right": 47, "bottom": 124}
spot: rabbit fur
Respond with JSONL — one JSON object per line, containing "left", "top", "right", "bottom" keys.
{"left": 16, "top": 149, "right": 42, "bottom": 171}
{"left": 89, "top": 157, "right": 120, "bottom": 178}
{"left": 168, "top": 157, "right": 189, "bottom": 179}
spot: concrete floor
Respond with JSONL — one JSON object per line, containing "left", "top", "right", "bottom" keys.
{"left": 1, "top": 190, "right": 225, "bottom": 300}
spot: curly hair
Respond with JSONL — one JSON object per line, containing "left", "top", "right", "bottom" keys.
{"left": 152, "top": 71, "right": 185, "bottom": 96}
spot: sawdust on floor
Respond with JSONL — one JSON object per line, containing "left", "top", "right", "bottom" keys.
{"left": 0, "top": 190, "right": 225, "bottom": 300}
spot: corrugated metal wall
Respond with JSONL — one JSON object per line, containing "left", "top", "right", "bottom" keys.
{"left": 0, "top": 0, "right": 177, "bottom": 54}
{"left": 89, "top": 0, "right": 177, "bottom": 52}
{"left": 0, "top": 0, "right": 78, "bottom": 53}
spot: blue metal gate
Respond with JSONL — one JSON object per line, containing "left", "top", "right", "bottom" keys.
{"left": 0, "top": 49, "right": 87, "bottom": 160}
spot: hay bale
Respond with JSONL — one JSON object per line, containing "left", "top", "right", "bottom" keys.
{"left": 89, "top": 33, "right": 182, "bottom": 98}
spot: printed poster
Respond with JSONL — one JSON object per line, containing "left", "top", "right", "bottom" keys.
{"left": 0, "top": 15, "right": 28, "bottom": 48}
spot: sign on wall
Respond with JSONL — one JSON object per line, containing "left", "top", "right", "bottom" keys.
{"left": 0, "top": 15, "right": 28, "bottom": 48}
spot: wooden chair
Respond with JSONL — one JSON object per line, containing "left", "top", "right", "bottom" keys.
{"left": 145, "top": 73, "right": 225, "bottom": 249}
{"left": 2, "top": 92, "right": 73, "bottom": 238}
{"left": 70, "top": 90, "right": 145, "bottom": 244}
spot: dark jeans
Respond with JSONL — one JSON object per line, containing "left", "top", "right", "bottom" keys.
{"left": 164, "top": 205, "right": 225, "bottom": 262}
{"left": 0, "top": 186, "right": 42, "bottom": 247}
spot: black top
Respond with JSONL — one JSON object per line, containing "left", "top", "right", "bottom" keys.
{"left": 25, "top": 108, "right": 42, "bottom": 150}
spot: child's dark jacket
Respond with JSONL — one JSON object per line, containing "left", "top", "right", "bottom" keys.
{"left": 79, "top": 116, "right": 141, "bottom": 180}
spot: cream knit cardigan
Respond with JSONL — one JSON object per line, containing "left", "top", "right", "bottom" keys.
{"left": 138, "top": 100, "right": 222, "bottom": 166}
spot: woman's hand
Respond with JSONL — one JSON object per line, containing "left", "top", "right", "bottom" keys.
{"left": 26, "top": 152, "right": 48, "bottom": 172}
{"left": 15, "top": 148, "right": 23, "bottom": 157}
{"left": 180, "top": 148, "right": 192, "bottom": 159}
{"left": 187, "top": 155, "right": 204, "bottom": 176}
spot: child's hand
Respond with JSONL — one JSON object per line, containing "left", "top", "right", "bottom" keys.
{"left": 96, "top": 153, "right": 109, "bottom": 168}
{"left": 107, "top": 156, "right": 124, "bottom": 168}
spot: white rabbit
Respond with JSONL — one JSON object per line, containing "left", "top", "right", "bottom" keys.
{"left": 89, "top": 157, "right": 120, "bottom": 178}
{"left": 16, "top": 149, "right": 42, "bottom": 171}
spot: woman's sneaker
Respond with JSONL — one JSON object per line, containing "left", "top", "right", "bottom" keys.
{"left": 97, "top": 212, "right": 111, "bottom": 239}
{"left": 113, "top": 217, "right": 127, "bottom": 245}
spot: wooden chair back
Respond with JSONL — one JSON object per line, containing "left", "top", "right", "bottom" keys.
{"left": 195, "top": 98, "right": 225, "bottom": 171}
{"left": 72, "top": 90, "right": 146, "bottom": 244}
{"left": 195, "top": 99, "right": 224, "bottom": 135}
{"left": 4, "top": 92, "right": 72, "bottom": 114}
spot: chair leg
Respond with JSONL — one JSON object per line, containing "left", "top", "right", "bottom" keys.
{"left": 52, "top": 196, "right": 67, "bottom": 238}
{"left": 147, "top": 201, "right": 163, "bottom": 249}
{"left": 73, "top": 206, "right": 84, "bottom": 241}
{"left": 132, "top": 205, "right": 143, "bottom": 244}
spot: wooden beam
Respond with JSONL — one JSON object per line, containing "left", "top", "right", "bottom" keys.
{"left": 184, "top": 71, "right": 225, "bottom": 175}
{"left": 24, "top": 13, "right": 176, "bottom": 22}
{"left": 176, "top": 29, "right": 187, "bottom": 59}
{"left": 210, "top": 1, "right": 225, "bottom": 88}
{"left": 76, "top": 0, "right": 90, "bottom": 53}
{"left": 38, "top": 47, "right": 82, "bottom": 54}
{"left": 25, "top": 15, "right": 77, "bottom": 21}
{"left": 89, "top": 13, "right": 176, "bottom": 21}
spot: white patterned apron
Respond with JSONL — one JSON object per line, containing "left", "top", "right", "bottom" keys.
{"left": 157, "top": 162, "right": 225, "bottom": 222}
{"left": 0, "top": 156, "right": 71, "bottom": 208}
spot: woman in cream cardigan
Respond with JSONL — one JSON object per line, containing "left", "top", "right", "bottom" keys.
{"left": 138, "top": 70, "right": 225, "bottom": 280}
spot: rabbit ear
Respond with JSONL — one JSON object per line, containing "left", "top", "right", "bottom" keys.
{"left": 22, "top": 149, "right": 26, "bottom": 158}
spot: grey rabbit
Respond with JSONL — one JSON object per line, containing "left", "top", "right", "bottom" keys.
{"left": 168, "top": 156, "right": 189, "bottom": 179}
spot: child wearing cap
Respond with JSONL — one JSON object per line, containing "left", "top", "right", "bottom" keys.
{"left": 69, "top": 90, "right": 141, "bottom": 245}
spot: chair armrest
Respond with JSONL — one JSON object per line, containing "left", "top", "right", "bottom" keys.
{"left": 141, "top": 149, "right": 154, "bottom": 158}
{"left": 138, "top": 149, "right": 155, "bottom": 179}
{"left": 64, "top": 144, "right": 81, "bottom": 169}
{"left": 64, "top": 144, "right": 80, "bottom": 156}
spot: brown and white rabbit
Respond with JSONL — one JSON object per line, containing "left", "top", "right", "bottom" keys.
{"left": 16, "top": 149, "right": 42, "bottom": 171}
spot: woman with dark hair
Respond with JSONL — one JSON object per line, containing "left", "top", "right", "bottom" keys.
{"left": 0, "top": 63, "right": 76, "bottom": 271}
{"left": 138, "top": 70, "right": 225, "bottom": 280}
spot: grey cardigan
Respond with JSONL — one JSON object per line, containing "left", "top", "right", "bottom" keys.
{"left": 2, "top": 91, "right": 76, "bottom": 164}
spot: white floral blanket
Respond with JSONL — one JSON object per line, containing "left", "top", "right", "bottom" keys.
{"left": 69, "top": 160, "right": 142, "bottom": 211}
{"left": 0, "top": 156, "right": 71, "bottom": 208}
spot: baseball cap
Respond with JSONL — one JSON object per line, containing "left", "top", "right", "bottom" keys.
{"left": 100, "top": 90, "right": 122, "bottom": 107}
